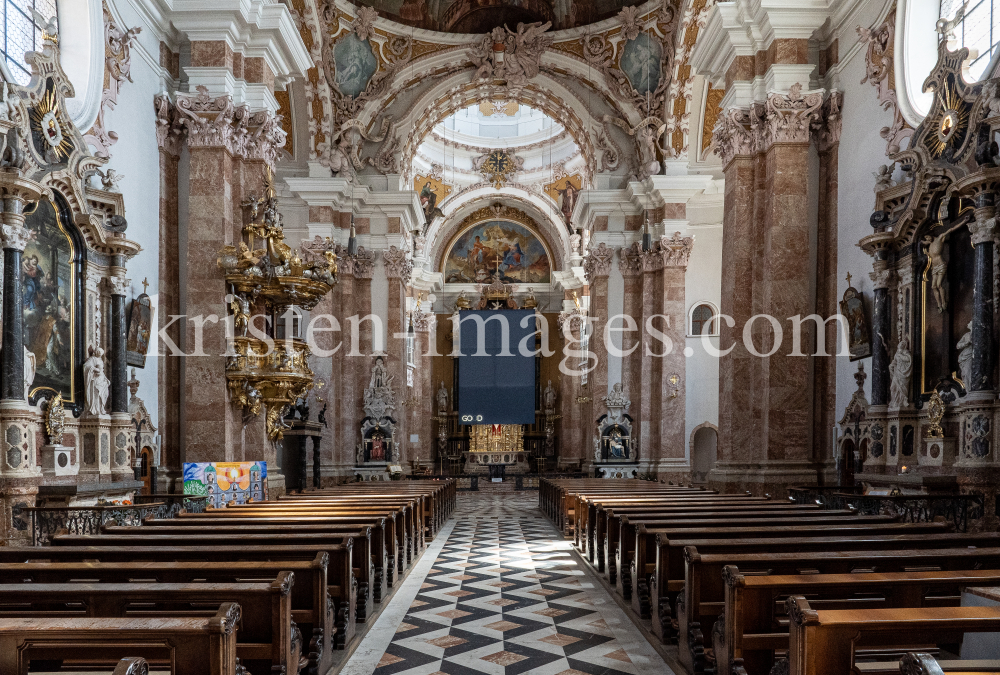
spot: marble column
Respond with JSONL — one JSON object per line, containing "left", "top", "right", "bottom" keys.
{"left": 711, "top": 110, "right": 757, "bottom": 486}
{"left": 155, "top": 95, "right": 182, "bottom": 488}
{"left": 870, "top": 264, "right": 893, "bottom": 406}
{"left": 109, "top": 271, "right": 129, "bottom": 414}
{"left": 968, "top": 201, "right": 996, "bottom": 393}
{"left": 0, "top": 229, "right": 27, "bottom": 401}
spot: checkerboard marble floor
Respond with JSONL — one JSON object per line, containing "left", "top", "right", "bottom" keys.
{"left": 338, "top": 491, "right": 675, "bottom": 675}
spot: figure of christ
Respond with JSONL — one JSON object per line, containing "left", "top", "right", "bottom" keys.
{"left": 921, "top": 220, "right": 967, "bottom": 313}
{"left": 370, "top": 436, "right": 385, "bottom": 461}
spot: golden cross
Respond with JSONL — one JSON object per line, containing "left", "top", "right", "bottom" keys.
{"left": 141, "top": 278, "right": 149, "bottom": 295}
{"left": 845, "top": 272, "right": 852, "bottom": 288}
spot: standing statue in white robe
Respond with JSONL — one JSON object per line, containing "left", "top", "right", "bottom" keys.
{"left": 83, "top": 346, "right": 110, "bottom": 416}
{"left": 23, "top": 346, "right": 35, "bottom": 400}
{"left": 888, "top": 336, "right": 912, "bottom": 409}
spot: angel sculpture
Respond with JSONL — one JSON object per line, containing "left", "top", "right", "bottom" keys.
{"left": 30, "top": 8, "right": 58, "bottom": 43}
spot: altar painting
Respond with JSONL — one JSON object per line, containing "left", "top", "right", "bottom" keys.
{"left": 23, "top": 198, "right": 75, "bottom": 401}
{"left": 443, "top": 220, "right": 550, "bottom": 284}
{"left": 183, "top": 461, "right": 268, "bottom": 507}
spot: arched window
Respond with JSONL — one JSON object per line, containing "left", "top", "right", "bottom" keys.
{"left": 689, "top": 302, "right": 719, "bottom": 337}
{"left": 941, "top": 0, "right": 999, "bottom": 80}
{"left": 2, "top": 0, "right": 57, "bottom": 85}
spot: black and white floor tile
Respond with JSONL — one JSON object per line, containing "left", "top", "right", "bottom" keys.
{"left": 338, "top": 492, "right": 674, "bottom": 675}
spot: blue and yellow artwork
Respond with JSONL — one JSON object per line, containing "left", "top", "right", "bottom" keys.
{"left": 620, "top": 33, "right": 662, "bottom": 95}
{"left": 183, "top": 461, "right": 268, "bottom": 508}
{"left": 333, "top": 33, "right": 378, "bottom": 98}
{"left": 443, "top": 220, "right": 551, "bottom": 284}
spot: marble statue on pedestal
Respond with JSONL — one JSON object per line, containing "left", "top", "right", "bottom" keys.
{"left": 83, "top": 346, "right": 110, "bottom": 416}
{"left": 957, "top": 321, "right": 974, "bottom": 389}
{"left": 889, "top": 336, "right": 912, "bottom": 408}
{"left": 23, "top": 346, "right": 35, "bottom": 400}
{"left": 543, "top": 379, "right": 557, "bottom": 413}
{"left": 436, "top": 381, "right": 448, "bottom": 415}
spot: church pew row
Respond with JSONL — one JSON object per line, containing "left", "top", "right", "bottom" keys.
{"left": 204, "top": 502, "right": 419, "bottom": 569}
{"left": 0, "top": 576, "right": 298, "bottom": 675}
{"left": 675, "top": 546, "right": 1000, "bottom": 674}
{"left": 859, "top": 652, "right": 1000, "bottom": 675}
{"left": 784, "top": 597, "right": 1000, "bottom": 675}
{"left": 540, "top": 479, "right": 1000, "bottom": 675}
{"left": 629, "top": 521, "right": 951, "bottom": 616}
{"left": 0, "top": 603, "right": 242, "bottom": 675}
{"left": 135, "top": 518, "right": 396, "bottom": 603}
{"left": 614, "top": 512, "right": 895, "bottom": 591}
{"left": 718, "top": 568, "right": 1000, "bottom": 675}
{"left": 669, "top": 532, "right": 1000, "bottom": 672}
{"left": 0, "top": 558, "right": 333, "bottom": 675}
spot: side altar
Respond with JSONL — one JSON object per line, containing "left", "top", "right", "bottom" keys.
{"left": 592, "top": 384, "right": 639, "bottom": 478}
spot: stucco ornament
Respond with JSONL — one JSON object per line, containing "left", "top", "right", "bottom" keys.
{"left": 469, "top": 22, "right": 553, "bottom": 89}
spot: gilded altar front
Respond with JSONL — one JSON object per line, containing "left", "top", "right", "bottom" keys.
{"left": 465, "top": 424, "right": 528, "bottom": 471}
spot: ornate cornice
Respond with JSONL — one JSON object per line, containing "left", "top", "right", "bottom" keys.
{"left": 582, "top": 242, "right": 614, "bottom": 280}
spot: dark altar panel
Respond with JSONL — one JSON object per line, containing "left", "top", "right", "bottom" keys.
{"left": 21, "top": 195, "right": 85, "bottom": 407}
{"left": 919, "top": 222, "right": 975, "bottom": 395}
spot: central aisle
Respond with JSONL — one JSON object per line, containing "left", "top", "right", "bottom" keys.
{"left": 340, "top": 491, "right": 675, "bottom": 675}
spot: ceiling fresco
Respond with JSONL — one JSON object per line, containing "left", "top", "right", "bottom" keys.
{"left": 347, "top": 0, "right": 642, "bottom": 33}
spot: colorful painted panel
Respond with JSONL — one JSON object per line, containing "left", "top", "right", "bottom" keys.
{"left": 620, "top": 33, "right": 662, "bottom": 94}
{"left": 333, "top": 33, "right": 378, "bottom": 98}
{"left": 443, "top": 220, "right": 550, "bottom": 284}
{"left": 183, "top": 462, "right": 268, "bottom": 508}
{"left": 23, "top": 199, "right": 75, "bottom": 401}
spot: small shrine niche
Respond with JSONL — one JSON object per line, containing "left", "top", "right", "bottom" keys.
{"left": 355, "top": 356, "right": 401, "bottom": 480}
{"left": 593, "top": 383, "right": 638, "bottom": 478}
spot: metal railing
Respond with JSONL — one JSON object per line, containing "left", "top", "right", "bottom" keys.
{"left": 788, "top": 486, "right": 985, "bottom": 532}
{"left": 24, "top": 495, "right": 209, "bottom": 546}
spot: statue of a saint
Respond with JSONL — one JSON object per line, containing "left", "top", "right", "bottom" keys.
{"left": 83, "top": 346, "right": 110, "bottom": 416}
{"left": 609, "top": 428, "right": 626, "bottom": 458}
{"left": 455, "top": 290, "right": 471, "bottom": 310}
{"left": 436, "top": 381, "right": 448, "bottom": 414}
{"left": 543, "top": 379, "right": 557, "bottom": 412}
{"left": 23, "top": 345, "right": 35, "bottom": 400}
{"left": 921, "top": 221, "right": 966, "bottom": 313}
{"left": 957, "top": 321, "right": 974, "bottom": 388}
{"left": 889, "top": 336, "right": 912, "bottom": 409}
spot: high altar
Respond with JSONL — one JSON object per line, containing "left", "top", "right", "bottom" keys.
{"left": 464, "top": 424, "right": 529, "bottom": 474}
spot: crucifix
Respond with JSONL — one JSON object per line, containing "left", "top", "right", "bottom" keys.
{"left": 845, "top": 271, "right": 852, "bottom": 288}
{"left": 141, "top": 277, "right": 149, "bottom": 295}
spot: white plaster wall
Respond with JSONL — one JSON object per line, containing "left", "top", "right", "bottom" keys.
{"left": 833, "top": 0, "right": 903, "bottom": 423}
{"left": 58, "top": 0, "right": 169, "bottom": 431}
{"left": 684, "top": 223, "right": 722, "bottom": 450}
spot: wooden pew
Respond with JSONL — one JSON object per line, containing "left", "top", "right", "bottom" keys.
{"left": 51, "top": 530, "right": 371, "bottom": 627}
{"left": 857, "top": 652, "right": 1000, "bottom": 675}
{"left": 0, "top": 602, "right": 242, "bottom": 675}
{"left": 135, "top": 518, "right": 396, "bottom": 603}
{"left": 670, "top": 545, "right": 1000, "bottom": 672}
{"left": 0, "top": 557, "right": 335, "bottom": 675}
{"left": 613, "top": 512, "right": 892, "bottom": 592}
{"left": 195, "top": 504, "right": 417, "bottom": 569}
{"left": 628, "top": 521, "right": 949, "bottom": 617}
{"left": 720, "top": 568, "right": 1000, "bottom": 675}
{"left": 0, "top": 576, "right": 296, "bottom": 675}
{"left": 785, "top": 596, "right": 1000, "bottom": 675}
{"left": 0, "top": 543, "right": 356, "bottom": 650}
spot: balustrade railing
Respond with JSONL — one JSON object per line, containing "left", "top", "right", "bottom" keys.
{"left": 24, "top": 495, "right": 209, "bottom": 546}
{"left": 788, "top": 486, "right": 985, "bottom": 532}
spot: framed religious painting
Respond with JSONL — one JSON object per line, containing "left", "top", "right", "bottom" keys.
{"left": 22, "top": 195, "right": 84, "bottom": 406}
{"left": 126, "top": 288, "right": 153, "bottom": 368}
{"left": 840, "top": 284, "right": 871, "bottom": 361}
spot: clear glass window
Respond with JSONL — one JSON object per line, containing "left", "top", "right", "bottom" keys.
{"left": 941, "top": 0, "right": 999, "bottom": 80}
{"left": 2, "top": 0, "right": 57, "bottom": 85}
